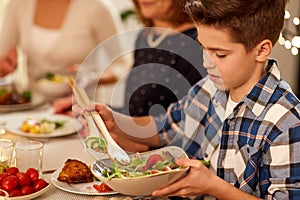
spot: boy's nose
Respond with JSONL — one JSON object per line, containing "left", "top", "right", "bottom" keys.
{"left": 203, "top": 50, "right": 215, "bottom": 69}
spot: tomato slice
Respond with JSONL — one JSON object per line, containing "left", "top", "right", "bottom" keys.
{"left": 93, "top": 183, "right": 113, "bottom": 192}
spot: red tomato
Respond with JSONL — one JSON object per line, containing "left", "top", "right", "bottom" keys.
{"left": 0, "top": 173, "right": 10, "bottom": 185}
{"left": 20, "top": 185, "right": 34, "bottom": 195}
{"left": 150, "top": 170, "right": 160, "bottom": 174}
{"left": 93, "top": 183, "right": 113, "bottom": 192}
{"left": 8, "top": 189, "right": 22, "bottom": 197}
{"left": 33, "top": 179, "right": 48, "bottom": 192}
{"left": 2, "top": 176, "right": 19, "bottom": 192}
{"left": 16, "top": 172, "right": 31, "bottom": 186}
{"left": 5, "top": 167, "right": 19, "bottom": 176}
{"left": 25, "top": 168, "right": 39, "bottom": 182}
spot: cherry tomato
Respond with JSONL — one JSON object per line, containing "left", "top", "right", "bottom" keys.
{"left": 25, "top": 168, "right": 39, "bottom": 182}
{"left": 0, "top": 173, "right": 10, "bottom": 185}
{"left": 8, "top": 189, "right": 22, "bottom": 197}
{"left": 150, "top": 170, "right": 160, "bottom": 174}
{"left": 93, "top": 183, "right": 113, "bottom": 192}
{"left": 33, "top": 179, "right": 48, "bottom": 192}
{"left": 5, "top": 167, "right": 19, "bottom": 176}
{"left": 16, "top": 172, "right": 31, "bottom": 186}
{"left": 2, "top": 175, "right": 19, "bottom": 192}
{"left": 20, "top": 185, "right": 34, "bottom": 195}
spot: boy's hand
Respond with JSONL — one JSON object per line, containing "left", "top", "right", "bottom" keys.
{"left": 152, "top": 158, "right": 216, "bottom": 197}
{"left": 0, "top": 48, "right": 17, "bottom": 77}
{"left": 72, "top": 102, "right": 115, "bottom": 132}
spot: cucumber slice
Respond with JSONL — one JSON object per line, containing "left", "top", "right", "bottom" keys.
{"left": 85, "top": 136, "right": 107, "bottom": 152}
{"left": 86, "top": 136, "right": 99, "bottom": 148}
{"left": 98, "top": 137, "right": 107, "bottom": 151}
{"left": 91, "top": 141, "right": 100, "bottom": 149}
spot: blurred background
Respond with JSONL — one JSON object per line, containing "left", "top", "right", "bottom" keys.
{"left": 0, "top": 0, "right": 299, "bottom": 97}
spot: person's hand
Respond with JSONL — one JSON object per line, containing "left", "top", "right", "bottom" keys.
{"left": 65, "top": 64, "right": 80, "bottom": 74}
{"left": 53, "top": 95, "right": 73, "bottom": 116}
{"left": 72, "top": 102, "right": 115, "bottom": 132}
{"left": 152, "top": 158, "right": 217, "bottom": 197}
{"left": 0, "top": 48, "right": 17, "bottom": 77}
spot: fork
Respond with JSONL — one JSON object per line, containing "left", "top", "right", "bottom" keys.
{"left": 93, "top": 160, "right": 111, "bottom": 174}
{"left": 67, "top": 78, "right": 131, "bottom": 166}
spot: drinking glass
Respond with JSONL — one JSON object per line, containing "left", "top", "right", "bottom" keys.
{"left": 0, "top": 139, "right": 14, "bottom": 167}
{"left": 14, "top": 141, "right": 44, "bottom": 175}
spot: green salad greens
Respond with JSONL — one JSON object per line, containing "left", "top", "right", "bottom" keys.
{"left": 101, "top": 151, "right": 180, "bottom": 180}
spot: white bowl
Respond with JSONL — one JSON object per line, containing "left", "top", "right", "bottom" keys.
{"left": 91, "top": 146, "right": 189, "bottom": 196}
{"left": 35, "top": 78, "right": 71, "bottom": 100}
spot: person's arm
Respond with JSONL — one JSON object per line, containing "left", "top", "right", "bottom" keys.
{"left": 0, "top": 0, "right": 19, "bottom": 77}
{"left": 73, "top": 103, "right": 163, "bottom": 147}
{"left": 91, "top": 0, "right": 131, "bottom": 83}
{"left": 0, "top": 0, "right": 18, "bottom": 56}
{"left": 152, "top": 158, "right": 261, "bottom": 200}
{"left": 110, "top": 110, "right": 163, "bottom": 147}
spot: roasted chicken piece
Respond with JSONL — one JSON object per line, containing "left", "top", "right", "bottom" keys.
{"left": 57, "top": 159, "right": 94, "bottom": 183}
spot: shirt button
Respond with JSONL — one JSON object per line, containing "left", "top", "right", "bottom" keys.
{"left": 204, "top": 153, "right": 208, "bottom": 157}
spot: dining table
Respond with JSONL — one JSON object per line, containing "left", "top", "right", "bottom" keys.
{"left": 0, "top": 102, "right": 168, "bottom": 200}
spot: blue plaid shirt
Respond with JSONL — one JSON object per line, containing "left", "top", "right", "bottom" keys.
{"left": 155, "top": 59, "right": 300, "bottom": 199}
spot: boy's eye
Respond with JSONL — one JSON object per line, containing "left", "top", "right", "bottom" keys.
{"left": 216, "top": 54, "right": 226, "bottom": 58}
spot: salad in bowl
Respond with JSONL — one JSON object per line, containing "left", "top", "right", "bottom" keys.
{"left": 90, "top": 146, "right": 189, "bottom": 196}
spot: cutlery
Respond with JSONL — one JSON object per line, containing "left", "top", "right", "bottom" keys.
{"left": 67, "top": 78, "right": 131, "bottom": 166}
{"left": 93, "top": 160, "right": 111, "bottom": 175}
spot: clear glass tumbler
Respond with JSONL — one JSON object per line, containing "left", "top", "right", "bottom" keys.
{"left": 14, "top": 141, "right": 44, "bottom": 175}
{"left": 0, "top": 139, "right": 14, "bottom": 168}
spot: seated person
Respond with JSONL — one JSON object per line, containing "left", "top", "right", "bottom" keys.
{"left": 0, "top": 0, "right": 128, "bottom": 114}
{"left": 115, "top": 0, "right": 205, "bottom": 117}
{"left": 73, "top": 0, "right": 300, "bottom": 199}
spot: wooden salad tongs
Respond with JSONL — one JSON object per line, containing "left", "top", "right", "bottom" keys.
{"left": 67, "top": 77, "right": 131, "bottom": 166}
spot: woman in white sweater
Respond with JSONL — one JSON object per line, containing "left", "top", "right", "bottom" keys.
{"left": 0, "top": 0, "right": 128, "bottom": 113}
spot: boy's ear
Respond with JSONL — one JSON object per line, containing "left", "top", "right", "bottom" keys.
{"left": 255, "top": 39, "right": 272, "bottom": 62}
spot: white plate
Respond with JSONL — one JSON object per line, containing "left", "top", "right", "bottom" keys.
{"left": 0, "top": 92, "right": 46, "bottom": 112}
{"left": 51, "top": 168, "right": 118, "bottom": 195}
{"left": 6, "top": 115, "right": 82, "bottom": 138}
{"left": 8, "top": 183, "right": 50, "bottom": 200}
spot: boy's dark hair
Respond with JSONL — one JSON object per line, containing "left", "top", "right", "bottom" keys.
{"left": 184, "top": 0, "right": 289, "bottom": 52}
{"left": 132, "top": 0, "right": 193, "bottom": 27}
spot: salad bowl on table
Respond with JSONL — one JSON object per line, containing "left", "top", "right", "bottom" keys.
{"left": 90, "top": 146, "right": 189, "bottom": 196}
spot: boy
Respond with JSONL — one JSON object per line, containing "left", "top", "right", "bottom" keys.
{"left": 74, "top": 0, "right": 300, "bottom": 199}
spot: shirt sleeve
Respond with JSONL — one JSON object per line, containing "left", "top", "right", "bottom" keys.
{"left": 154, "top": 96, "right": 189, "bottom": 146}
{"left": 266, "top": 124, "right": 300, "bottom": 199}
{"left": 91, "top": 0, "right": 130, "bottom": 78}
{"left": 0, "top": 0, "right": 19, "bottom": 57}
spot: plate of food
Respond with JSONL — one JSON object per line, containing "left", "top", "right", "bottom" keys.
{"left": 35, "top": 73, "right": 72, "bottom": 100}
{"left": 6, "top": 184, "right": 50, "bottom": 200}
{"left": 0, "top": 166, "right": 50, "bottom": 199}
{"left": 0, "top": 91, "right": 45, "bottom": 112}
{"left": 6, "top": 114, "right": 82, "bottom": 138}
{"left": 51, "top": 159, "right": 118, "bottom": 195}
{"left": 90, "top": 146, "right": 189, "bottom": 196}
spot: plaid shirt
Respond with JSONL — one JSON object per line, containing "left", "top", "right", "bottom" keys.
{"left": 155, "top": 59, "right": 300, "bottom": 199}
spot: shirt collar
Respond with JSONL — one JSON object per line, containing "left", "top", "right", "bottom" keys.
{"left": 241, "top": 59, "right": 281, "bottom": 116}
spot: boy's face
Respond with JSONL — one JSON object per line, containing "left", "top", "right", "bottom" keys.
{"left": 197, "top": 25, "right": 260, "bottom": 96}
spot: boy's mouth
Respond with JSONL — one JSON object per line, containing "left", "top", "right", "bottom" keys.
{"left": 208, "top": 74, "right": 221, "bottom": 82}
